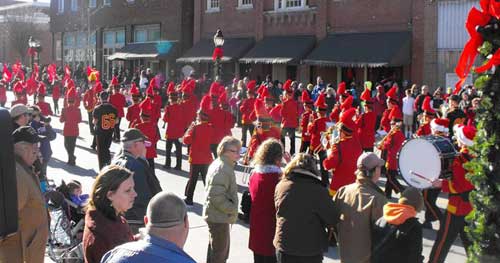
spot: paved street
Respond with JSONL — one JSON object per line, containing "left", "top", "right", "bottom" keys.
{"left": 4, "top": 92, "right": 466, "bottom": 263}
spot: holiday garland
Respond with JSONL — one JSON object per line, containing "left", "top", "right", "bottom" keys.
{"left": 457, "top": 1, "right": 500, "bottom": 262}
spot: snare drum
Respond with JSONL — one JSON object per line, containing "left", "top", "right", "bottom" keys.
{"left": 397, "top": 136, "right": 457, "bottom": 189}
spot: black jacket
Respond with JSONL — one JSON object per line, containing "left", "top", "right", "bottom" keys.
{"left": 371, "top": 217, "right": 424, "bottom": 263}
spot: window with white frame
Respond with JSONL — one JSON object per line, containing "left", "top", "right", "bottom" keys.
{"left": 275, "top": 0, "right": 307, "bottom": 10}
{"left": 71, "top": 0, "right": 78, "bottom": 12}
{"left": 104, "top": 0, "right": 111, "bottom": 6}
{"left": 207, "top": 0, "right": 220, "bottom": 11}
{"left": 58, "top": 0, "right": 64, "bottom": 13}
{"left": 239, "top": 0, "right": 252, "bottom": 8}
{"left": 89, "top": 0, "right": 96, "bottom": 8}
{"left": 133, "top": 25, "right": 160, "bottom": 43}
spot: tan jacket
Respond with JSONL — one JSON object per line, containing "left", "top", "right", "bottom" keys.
{"left": 0, "top": 157, "right": 48, "bottom": 263}
{"left": 333, "top": 175, "right": 387, "bottom": 263}
{"left": 202, "top": 157, "right": 238, "bottom": 224}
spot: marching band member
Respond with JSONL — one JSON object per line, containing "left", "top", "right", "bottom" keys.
{"left": 299, "top": 90, "right": 314, "bottom": 152}
{"left": 217, "top": 91, "right": 235, "bottom": 144}
{"left": 324, "top": 108, "right": 363, "bottom": 196}
{"left": 110, "top": 83, "right": 127, "bottom": 142}
{"left": 330, "top": 82, "right": 348, "bottom": 122}
{"left": 446, "top": 95, "right": 467, "bottom": 139}
{"left": 428, "top": 124, "right": 476, "bottom": 263}
{"left": 83, "top": 85, "right": 97, "bottom": 134}
{"left": 59, "top": 87, "right": 81, "bottom": 166}
{"left": 52, "top": 79, "right": 61, "bottom": 115}
{"left": 162, "top": 82, "right": 184, "bottom": 170}
{"left": 36, "top": 83, "right": 53, "bottom": 116}
{"left": 11, "top": 81, "right": 25, "bottom": 106}
{"left": 240, "top": 80, "right": 257, "bottom": 147}
{"left": 125, "top": 83, "right": 142, "bottom": 128}
{"left": 183, "top": 95, "right": 216, "bottom": 206}
{"left": 281, "top": 79, "right": 299, "bottom": 155}
{"left": 307, "top": 93, "right": 330, "bottom": 186}
{"left": 208, "top": 81, "right": 226, "bottom": 157}
{"left": 379, "top": 84, "right": 400, "bottom": 132}
{"left": 422, "top": 118, "right": 450, "bottom": 229}
{"left": 356, "top": 87, "right": 376, "bottom": 152}
{"left": 180, "top": 79, "right": 198, "bottom": 133}
{"left": 380, "top": 107, "right": 406, "bottom": 198}
{"left": 416, "top": 96, "right": 436, "bottom": 137}
{"left": 134, "top": 98, "right": 160, "bottom": 172}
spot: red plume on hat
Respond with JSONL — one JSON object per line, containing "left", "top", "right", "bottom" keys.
{"left": 247, "top": 80, "right": 256, "bottom": 93}
{"left": 254, "top": 98, "right": 270, "bottom": 120}
{"left": 422, "top": 96, "right": 436, "bottom": 115}
{"left": 337, "top": 82, "right": 346, "bottom": 96}
{"left": 66, "top": 87, "right": 77, "bottom": 100}
{"left": 140, "top": 97, "right": 153, "bottom": 116}
{"left": 341, "top": 95, "right": 353, "bottom": 111}
{"left": 209, "top": 82, "right": 223, "bottom": 97}
{"left": 431, "top": 118, "right": 450, "bottom": 133}
{"left": 218, "top": 91, "right": 228, "bottom": 105}
{"left": 146, "top": 83, "right": 154, "bottom": 96}
{"left": 182, "top": 79, "right": 195, "bottom": 95}
{"left": 283, "top": 79, "right": 293, "bottom": 93}
{"left": 360, "top": 88, "right": 372, "bottom": 103}
{"left": 257, "top": 84, "right": 267, "bottom": 97}
{"left": 389, "top": 107, "right": 403, "bottom": 121}
{"left": 37, "top": 82, "right": 46, "bottom": 96}
{"left": 13, "top": 81, "right": 24, "bottom": 93}
{"left": 386, "top": 85, "right": 398, "bottom": 100}
{"left": 94, "top": 81, "right": 103, "bottom": 93}
{"left": 315, "top": 93, "right": 327, "bottom": 110}
{"left": 110, "top": 76, "right": 119, "bottom": 86}
{"left": 340, "top": 108, "right": 357, "bottom": 132}
{"left": 199, "top": 95, "right": 212, "bottom": 116}
{"left": 167, "top": 82, "right": 176, "bottom": 95}
{"left": 148, "top": 77, "right": 157, "bottom": 90}
{"left": 301, "top": 90, "right": 313, "bottom": 104}
{"left": 454, "top": 124, "right": 476, "bottom": 147}
{"left": 130, "top": 83, "right": 140, "bottom": 96}
{"left": 261, "top": 88, "right": 274, "bottom": 101}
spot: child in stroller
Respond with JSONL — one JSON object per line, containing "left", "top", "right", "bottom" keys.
{"left": 45, "top": 180, "right": 87, "bottom": 262}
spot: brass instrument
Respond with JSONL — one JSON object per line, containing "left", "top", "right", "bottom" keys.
{"left": 376, "top": 125, "right": 400, "bottom": 150}
{"left": 321, "top": 122, "right": 340, "bottom": 149}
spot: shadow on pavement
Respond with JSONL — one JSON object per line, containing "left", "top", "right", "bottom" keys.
{"left": 48, "top": 157, "right": 97, "bottom": 177}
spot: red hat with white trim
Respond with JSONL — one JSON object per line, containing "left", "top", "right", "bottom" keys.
{"left": 430, "top": 118, "right": 449, "bottom": 134}
{"left": 454, "top": 124, "right": 476, "bottom": 147}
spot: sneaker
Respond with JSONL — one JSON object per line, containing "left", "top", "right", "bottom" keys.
{"left": 184, "top": 199, "right": 194, "bottom": 206}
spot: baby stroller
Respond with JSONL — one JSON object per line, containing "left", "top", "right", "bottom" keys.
{"left": 44, "top": 180, "right": 85, "bottom": 262}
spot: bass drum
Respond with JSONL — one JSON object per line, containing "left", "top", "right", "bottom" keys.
{"left": 397, "top": 136, "right": 457, "bottom": 189}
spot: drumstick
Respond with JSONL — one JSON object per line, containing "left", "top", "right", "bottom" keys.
{"left": 409, "top": 170, "right": 433, "bottom": 184}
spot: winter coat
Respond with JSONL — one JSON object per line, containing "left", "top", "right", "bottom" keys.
{"left": 60, "top": 105, "right": 82, "bottom": 137}
{"left": 183, "top": 121, "right": 215, "bottom": 164}
{"left": 0, "top": 157, "right": 49, "bottom": 263}
{"left": 281, "top": 98, "right": 299, "bottom": 128}
{"left": 274, "top": 168, "right": 339, "bottom": 256}
{"left": 333, "top": 175, "right": 388, "bottom": 263}
{"left": 248, "top": 165, "right": 282, "bottom": 256}
{"left": 203, "top": 156, "right": 239, "bottom": 224}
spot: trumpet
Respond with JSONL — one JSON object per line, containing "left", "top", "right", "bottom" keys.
{"left": 321, "top": 122, "right": 340, "bottom": 149}
{"left": 376, "top": 125, "right": 400, "bottom": 150}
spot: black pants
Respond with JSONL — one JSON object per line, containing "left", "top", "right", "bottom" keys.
{"left": 375, "top": 115, "right": 382, "bottom": 132}
{"left": 184, "top": 164, "right": 209, "bottom": 202}
{"left": 96, "top": 133, "right": 113, "bottom": 170}
{"left": 211, "top": 144, "right": 218, "bottom": 159}
{"left": 385, "top": 169, "right": 405, "bottom": 198}
{"left": 318, "top": 150, "right": 329, "bottom": 187}
{"left": 113, "top": 117, "right": 121, "bottom": 141}
{"left": 276, "top": 251, "right": 322, "bottom": 263}
{"left": 147, "top": 158, "right": 155, "bottom": 174}
{"left": 87, "top": 111, "right": 94, "bottom": 135}
{"left": 299, "top": 140, "right": 310, "bottom": 153}
{"left": 242, "top": 124, "right": 254, "bottom": 147}
{"left": 53, "top": 98, "right": 59, "bottom": 114}
{"left": 0, "top": 101, "right": 5, "bottom": 107}
{"left": 64, "top": 136, "right": 77, "bottom": 162}
{"left": 165, "top": 139, "right": 182, "bottom": 168}
{"left": 428, "top": 211, "right": 471, "bottom": 263}
{"left": 281, "top": 127, "right": 296, "bottom": 155}
{"left": 423, "top": 188, "right": 442, "bottom": 222}
{"left": 254, "top": 253, "right": 277, "bottom": 263}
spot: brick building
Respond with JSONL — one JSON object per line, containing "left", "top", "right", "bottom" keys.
{"left": 0, "top": 0, "right": 52, "bottom": 66}
{"left": 50, "top": 0, "right": 194, "bottom": 81}
{"left": 177, "top": 0, "right": 441, "bottom": 87}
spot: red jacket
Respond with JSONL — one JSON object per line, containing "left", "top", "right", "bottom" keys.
{"left": 36, "top": 101, "right": 53, "bottom": 116}
{"left": 60, "top": 105, "right": 81, "bottom": 137}
{"left": 442, "top": 149, "right": 475, "bottom": 216}
{"left": 270, "top": 104, "right": 282, "bottom": 125}
{"left": 330, "top": 104, "right": 341, "bottom": 123}
{"left": 247, "top": 127, "right": 281, "bottom": 160}
{"left": 356, "top": 111, "right": 376, "bottom": 149}
{"left": 183, "top": 121, "right": 215, "bottom": 164}
{"left": 248, "top": 165, "right": 281, "bottom": 256}
{"left": 240, "top": 98, "right": 256, "bottom": 125}
{"left": 83, "top": 89, "right": 97, "bottom": 112}
{"left": 109, "top": 93, "right": 127, "bottom": 118}
{"left": 126, "top": 103, "right": 141, "bottom": 128}
{"left": 52, "top": 85, "right": 61, "bottom": 100}
{"left": 300, "top": 110, "right": 313, "bottom": 142}
{"left": 308, "top": 116, "right": 329, "bottom": 153}
{"left": 281, "top": 98, "right": 299, "bottom": 128}
{"left": 135, "top": 120, "right": 160, "bottom": 159}
{"left": 209, "top": 107, "right": 234, "bottom": 144}
{"left": 416, "top": 122, "right": 431, "bottom": 137}
{"left": 180, "top": 98, "right": 198, "bottom": 130}
{"left": 380, "top": 108, "right": 392, "bottom": 132}
{"left": 323, "top": 136, "right": 362, "bottom": 195}
{"left": 384, "top": 129, "right": 405, "bottom": 170}
{"left": 163, "top": 103, "right": 185, "bottom": 139}
{"left": 0, "top": 87, "right": 6, "bottom": 103}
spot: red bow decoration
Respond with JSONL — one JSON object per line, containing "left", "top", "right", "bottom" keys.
{"left": 212, "top": 47, "right": 224, "bottom": 61}
{"left": 454, "top": 0, "right": 500, "bottom": 94}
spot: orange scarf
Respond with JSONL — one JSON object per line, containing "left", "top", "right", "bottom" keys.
{"left": 383, "top": 203, "right": 417, "bottom": 226}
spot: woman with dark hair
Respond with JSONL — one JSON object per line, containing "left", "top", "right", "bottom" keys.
{"left": 248, "top": 139, "right": 283, "bottom": 263}
{"left": 274, "top": 153, "right": 339, "bottom": 263}
{"left": 83, "top": 165, "right": 137, "bottom": 263}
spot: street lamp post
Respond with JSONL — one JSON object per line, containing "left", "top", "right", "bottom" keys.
{"left": 213, "top": 29, "right": 224, "bottom": 81}
{"left": 28, "top": 36, "right": 41, "bottom": 69}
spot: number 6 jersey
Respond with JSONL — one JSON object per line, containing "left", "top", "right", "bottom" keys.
{"left": 92, "top": 102, "right": 118, "bottom": 136}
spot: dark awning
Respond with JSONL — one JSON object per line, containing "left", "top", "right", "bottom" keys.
{"left": 107, "top": 41, "right": 177, "bottom": 60}
{"left": 176, "top": 38, "right": 254, "bottom": 63}
{"left": 303, "top": 32, "right": 411, "bottom": 67}
{"left": 239, "top": 35, "right": 315, "bottom": 64}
